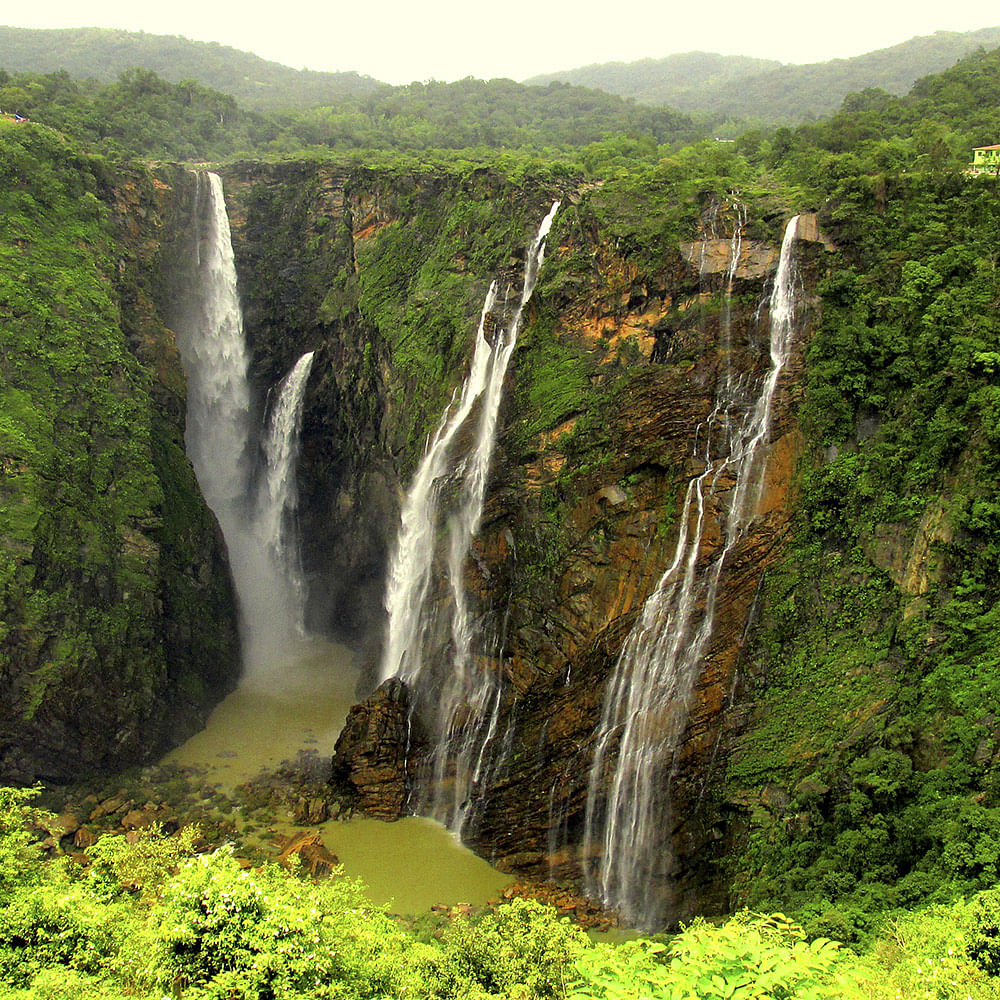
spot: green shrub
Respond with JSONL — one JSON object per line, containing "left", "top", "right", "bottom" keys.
{"left": 0, "top": 787, "right": 44, "bottom": 899}
{"left": 442, "top": 897, "right": 588, "bottom": 999}
{"left": 150, "top": 848, "right": 438, "bottom": 998}
{"left": 570, "top": 911, "right": 862, "bottom": 1000}
{"left": 968, "top": 888, "right": 1000, "bottom": 977}
{"left": 0, "top": 873, "right": 136, "bottom": 989}
{"left": 85, "top": 823, "right": 200, "bottom": 903}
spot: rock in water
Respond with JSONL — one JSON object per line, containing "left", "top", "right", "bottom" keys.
{"left": 276, "top": 831, "right": 339, "bottom": 878}
{"left": 329, "top": 678, "right": 423, "bottom": 821}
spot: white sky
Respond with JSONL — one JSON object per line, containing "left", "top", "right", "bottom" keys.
{"left": 5, "top": 2, "right": 999, "bottom": 85}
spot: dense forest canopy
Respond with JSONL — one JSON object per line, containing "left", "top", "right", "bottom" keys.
{"left": 0, "top": 25, "right": 382, "bottom": 111}
{"left": 0, "top": 66, "right": 699, "bottom": 161}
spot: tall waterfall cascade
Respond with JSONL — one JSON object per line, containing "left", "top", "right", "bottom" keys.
{"left": 243, "top": 349, "right": 316, "bottom": 670}
{"left": 583, "top": 215, "right": 801, "bottom": 930}
{"left": 174, "top": 172, "right": 315, "bottom": 681}
{"left": 380, "top": 202, "right": 560, "bottom": 833}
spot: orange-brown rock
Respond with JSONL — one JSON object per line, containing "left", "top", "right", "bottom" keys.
{"left": 497, "top": 881, "right": 619, "bottom": 932}
{"left": 276, "top": 830, "right": 340, "bottom": 878}
{"left": 73, "top": 825, "right": 98, "bottom": 850}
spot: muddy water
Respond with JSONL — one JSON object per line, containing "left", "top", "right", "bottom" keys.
{"left": 164, "top": 638, "right": 511, "bottom": 913}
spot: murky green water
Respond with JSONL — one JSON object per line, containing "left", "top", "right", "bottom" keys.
{"left": 164, "top": 638, "right": 511, "bottom": 913}
{"left": 165, "top": 638, "right": 358, "bottom": 788}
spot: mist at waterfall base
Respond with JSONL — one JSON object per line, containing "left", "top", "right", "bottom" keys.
{"left": 164, "top": 171, "right": 510, "bottom": 914}
{"left": 582, "top": 214, "right": 802, "bottom": 931}
{"left": 173, "top": 172, "right": 315, "bottom": 683}
{"left": 378, "top": 203, "right": 559, "bottom": 835}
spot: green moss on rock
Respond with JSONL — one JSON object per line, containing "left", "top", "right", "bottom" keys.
{"left": 0, "top": 124, "right": 239, "bottom": 783}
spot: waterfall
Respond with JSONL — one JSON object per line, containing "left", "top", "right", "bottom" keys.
{"left": 180, "top": 172, "right": 252, "bottom": 535}
{"left": 582, "top": 215, "right": 801, "bottom": 930}
{"left": 174, "top": 171, "right": 315, "bottom": 680}
{"left": 240, "top": 350, "right": 316, "bottom": 675}
{"left": 380, "top": 202, "right": 559, "bottom": 833}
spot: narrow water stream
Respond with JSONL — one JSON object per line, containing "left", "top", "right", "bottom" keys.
{"left": 164, "top": 639, "right": 512, "bottom": 914}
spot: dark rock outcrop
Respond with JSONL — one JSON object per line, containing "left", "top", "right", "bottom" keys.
{"left": 330, "top": 678, "right": 424, "bottom": 820}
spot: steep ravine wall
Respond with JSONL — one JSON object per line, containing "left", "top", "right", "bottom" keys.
{"left": 7, "top": 134, "right": 999, "bottom": 938}
{"left": 7, "top": 144, "right": 999, "bottom": 931}
{"left": 211, "top": 158, "right": 833, "bottom": 922}
{"left": 217, "top": 161, "right": 574, "bottom": 648}
{"left": 240, "top": 164, "right": 1000, "bottom": 931}
{"left": 461, "top": 213, "right": 828, "bottom": 921}
{"left": 0, "top": 138, "right": 241, "bottom": 784}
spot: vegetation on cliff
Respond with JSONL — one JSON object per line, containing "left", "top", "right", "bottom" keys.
{"left": 0, "top": 65, "right": 699, "bottom": 162}
{"left": 0, "top": 120, "right": 239, "bottom": 782}
{"left": 715, "top": 46, "right": 1000, "bottom": 938}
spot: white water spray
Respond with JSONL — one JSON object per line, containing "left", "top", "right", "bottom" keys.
{"left": 239, "top": 350, "right": 316, "bottom": 675}
{"left": 380, "top": 202, "right": 559, "bottom": 832}
{"left": 582, "top": 216, "right": 800, "bottom": 929}
{"left": 174, "top": 172, "right": 315, "bottom": 680}
{"left": 180, "top": 172, "right": 252, "bottom": 529}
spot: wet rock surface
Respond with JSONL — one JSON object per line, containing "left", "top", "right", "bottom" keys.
{"left": 321, "top": 208, "right": 830, "bottom": 925}
{"left": 329, "top": 678, "right": 424, "bottom": 821}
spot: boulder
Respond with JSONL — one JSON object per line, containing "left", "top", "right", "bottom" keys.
{"left": 330, "top": 678, "right": 423, "bottom": 821}
{"left": 276, "top": 830, "right": 339, "bottom": 878}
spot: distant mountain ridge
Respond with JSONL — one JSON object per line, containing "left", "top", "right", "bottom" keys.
{"left": 526, "top": 27, "right": 1000, "bottom": 122}
{"left": 526, "top": 51, "right": 782, "bottom": 107}
{"left": 0, "top": 26, "right": 383, "bottom": 111}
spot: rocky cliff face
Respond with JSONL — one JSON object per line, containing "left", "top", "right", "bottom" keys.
{"left": 217, "top": 161, "right": 395, "bottom": 645}
{"left": 432, "top": 208, "right": 826, "bottom": 921}
{"left": 0, "top": 140, "right": 240, "bottom": 784}
{"left": 218, "top": 159, "right": 830, "bottom": 923}
{"left": 160, "top": 160, "right": 1000, "bottom": 931}
{"left": 216, "top": 162, "right": 570, "bottom": 648}
{"left": 7, "top": 141, "right": 995, "bottom": 929}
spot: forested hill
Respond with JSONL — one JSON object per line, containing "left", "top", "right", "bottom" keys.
{"left": 526, "top": 51, "right": 782, "bottom": 106}
{"left": 527, "top": 26, "right": 1000, "bottom": 123}
{"left": 0, "top": 26, "right": 381, "bottom": 111}
{"left": 0, "top": 68, "right": 699, "bottom": 160}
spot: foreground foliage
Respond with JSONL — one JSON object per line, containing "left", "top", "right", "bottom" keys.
{"left": 2, "top": 788, "right": 999, "bottom": 999}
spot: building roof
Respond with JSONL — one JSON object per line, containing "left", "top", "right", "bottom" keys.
{"left": 974, "top": 144, "right": 1000, "bottom": 150}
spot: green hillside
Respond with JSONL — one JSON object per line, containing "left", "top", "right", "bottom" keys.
{"left": 0, "top": 25, "right": 381, "bottom": 111}
{"left": 528, "top": 27, "right": 1000, "bottom": 123}
{"left": 526, "top": 51, "right": 781, "bottom": 106}
{"left": 0, "top": 67, "right": 700, "bottom": 160}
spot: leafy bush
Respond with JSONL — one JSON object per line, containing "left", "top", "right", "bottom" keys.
{"left": 968, "top": 888, "right": 1000, "bottom": 977}
{"left": 570, "top": 911, "right": 862, "bottom": 1000}
{"left": 85, "top": 824, "right": 200, "bottom": 903}
{"left": 862, "top": 895, "right": 1000, "bottom": 1000}
{"left": 150, "top": 848, "right": 446, "bottom": 999}
{"left": 441, "top": 897, "right": 588, "bottom": 999}
{"left": 0, "top": 787, "right": 44, "bottom": 898}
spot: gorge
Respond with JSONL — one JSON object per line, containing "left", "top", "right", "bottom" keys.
{"left": 165, "top": 163, "right": 820, "bottom": 926}
{"left": 4, "top": 111, "right": 1000, "bottom": 939}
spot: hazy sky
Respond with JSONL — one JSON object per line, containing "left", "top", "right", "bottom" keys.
{"left": 6, "top": 3, "right": 999, "bottom": 84}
